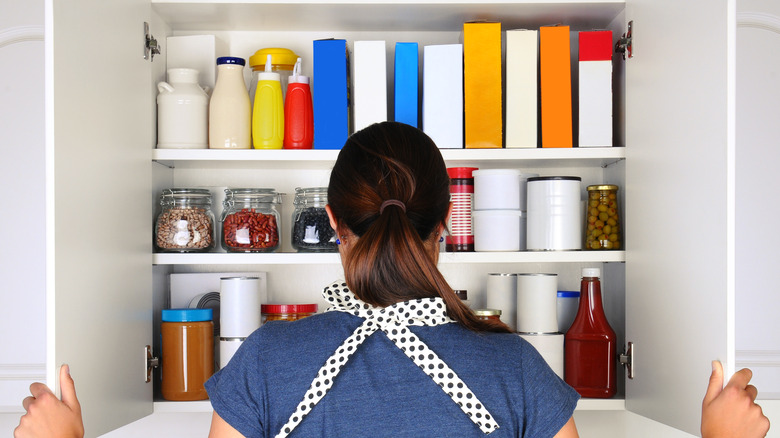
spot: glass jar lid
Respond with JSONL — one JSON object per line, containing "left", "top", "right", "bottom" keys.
{"left": 587, "top": 184, "right": 619, "bottom": 191}
{"left": 224, "top": 188, "right": 282, "bottom": 204}
{"left": 293, "top": 187, "right": 328, "bottom": 206}
{"left": 473, "top": 309, "right": 502, "bottom": 317}
{"left": 159, "top": 188, "right": 212, "bottom": 207}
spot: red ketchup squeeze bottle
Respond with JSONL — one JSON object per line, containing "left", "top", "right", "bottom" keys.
{"left": 283, "top": 58, "right": 314, "bottom": 149}
{"left": 564, "top": 267, "right": 617, "bottom": 398}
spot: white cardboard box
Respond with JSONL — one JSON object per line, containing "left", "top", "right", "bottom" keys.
{"left": 352, "top": 40, "right": 388, "bottom": 131}
{"left": 578, "top": 60, "right": 613, "bottom": 146}
{"left": 423, "top": 44, "right": 463, "bottom": 149}
{"left": 506, "top": 30, "right": 538, "bottom": 148}
{"left": 165, "top": 35, "right": 226, "bottom": 91}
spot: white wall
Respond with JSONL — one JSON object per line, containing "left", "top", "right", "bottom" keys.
{"left": 0, "top": 0, "right": 46, "bottom": 412}
{"left": 736, "top": 0, "right": 780, "bottom": 399}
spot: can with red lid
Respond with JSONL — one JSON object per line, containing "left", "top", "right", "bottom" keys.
{"left": 262, "top": 304, "right": 318, "bottom": 322}
{"left": 447, "top": 167, "right": 478, "bottom": 252}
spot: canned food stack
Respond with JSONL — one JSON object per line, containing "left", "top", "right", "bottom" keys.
{"left": 472, "top": 169, "right": 537, "bottom": 251}
{"left": 219, "top": 276, "right": 263, "bottom": 368}
{"left": 516, "top": 273, "right": 564, "bottom": 378}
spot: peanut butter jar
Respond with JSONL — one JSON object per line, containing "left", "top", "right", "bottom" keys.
{"left": 161, "top": 309, "right": 214, "bottom": 401}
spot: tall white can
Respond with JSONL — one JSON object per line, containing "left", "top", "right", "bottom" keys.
{"left": 486, "top": 273, "right": 518, "bottom": 331}
{"left": 219, "top": 276, "right": 262, "bottom": 368}
{"left": 516, "top": 273, "right": 558, "bottom": 333}
{"left": 526, "top": 176, "right": 582, "bottom": 250}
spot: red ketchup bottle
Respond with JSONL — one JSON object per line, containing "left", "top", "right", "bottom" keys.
{"left": 564, "top": 267, "right": 617, "bottom": 398}
{"left": 283, "top": 58, "right": 314, "bottom": 149}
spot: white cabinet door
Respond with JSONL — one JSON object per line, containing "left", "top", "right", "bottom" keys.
{"left": 48, "top": 0, "right": 153, "bottom": 434}
{"left": 624, "top": 0, "right": 734, "bottom": 434}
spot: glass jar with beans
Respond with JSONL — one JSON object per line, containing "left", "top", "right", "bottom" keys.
{"left": 221, "top": 188, "right": 282, "bottom": 252}
{"left": 291, "top": 187, "right": 337, "bottom": 252}
{"left": 585, "top": 184, "right": 622, "bottom": 250}
{"left": 155, "top": 188, "right": 216, "bottom": 252}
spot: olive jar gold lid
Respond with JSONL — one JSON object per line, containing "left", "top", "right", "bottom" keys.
{"left": 587, "top": 184, "right": 619, "bottom": 191}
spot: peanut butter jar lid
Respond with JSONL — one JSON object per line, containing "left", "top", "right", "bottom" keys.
{"left": 162, "top": 308, "right": 213, "bottom": 322}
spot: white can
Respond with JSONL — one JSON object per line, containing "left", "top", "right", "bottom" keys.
{"left": 219, "top": 276, "right": 262, "bottom": 338}
{"left": 473, "top": 210, "right": 524, "bottom": 251}
{"left": 473, "top": 169, "right": 522, "bottom": 210}
{"left": 486, "top": 273, "right": 518, "bottom": 331}
{"left": 526, "top": 176, "right": 582, "bottom": 250}
{"left": 518, "top": 333, "right": 564, "bottom": 378}
{"left": 516, "top": 273, "right": 558, "bottom": 333}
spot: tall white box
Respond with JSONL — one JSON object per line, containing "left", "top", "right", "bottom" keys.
{"left": 506, "top": 30, "right": 538, "bottom": 148}
{"left": 578, "top": 30, "right": 613, "bottom": 147}
{"left": 423, "top": 44, "right": 463, "bottom": 149}
{"left": 166, "top": 35, "right": 225, "bottom": 91}
{"left": 353, "top": 40, "right": 388, "bottom": 131}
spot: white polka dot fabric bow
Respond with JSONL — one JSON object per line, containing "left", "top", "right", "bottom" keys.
{"left": 275, "top": 282, "right": 500, "bottom": 437}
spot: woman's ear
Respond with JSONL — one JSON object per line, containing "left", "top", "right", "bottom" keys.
{"left": 325, "top": 204, "right": 338, "bottom": 231}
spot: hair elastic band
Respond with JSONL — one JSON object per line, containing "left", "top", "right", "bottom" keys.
{"left": 379, "top": 199, "right": 406, "bottom": 214}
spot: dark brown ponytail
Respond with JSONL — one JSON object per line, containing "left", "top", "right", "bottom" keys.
{"left": 328, "top": 122, "right": 510, "bottom": 333}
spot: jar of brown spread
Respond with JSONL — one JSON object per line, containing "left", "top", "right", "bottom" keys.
{"left": 473, "top": 308, "right": 502, "bottom": 322}
{"left": 161, "top": 309, "right": 214, "bottom": 401}
{"left": 262, "top": 304, "right": 317, "bottom": 323}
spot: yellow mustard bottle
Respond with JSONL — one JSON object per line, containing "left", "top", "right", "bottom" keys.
{"left": 252, "top": 54, "right": 284, "bottom": 149}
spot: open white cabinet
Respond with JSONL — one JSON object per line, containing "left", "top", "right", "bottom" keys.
{"left": 45, "top": 0, "right": 736, "bottom": 436}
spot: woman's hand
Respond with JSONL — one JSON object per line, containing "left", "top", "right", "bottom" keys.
{"left": 701, "top": 360, "right": 770, "bottom": 437}
{"left": 14, "top": 364, "right": 84, "bottom": 438}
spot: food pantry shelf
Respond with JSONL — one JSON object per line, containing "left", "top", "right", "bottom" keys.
{"left": 152, "top": 147, "right": 626, "bottom": 170}
{"left": 152, "top": 250, "right": 625, "bottom": 265}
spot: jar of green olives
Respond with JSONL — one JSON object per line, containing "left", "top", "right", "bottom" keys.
{"left": 585, "top": 185, "right": 622, "bottom": 250}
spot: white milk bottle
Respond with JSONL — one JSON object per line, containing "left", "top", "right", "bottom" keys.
{"left": 209, "top": 57, "right": 251, "bottom": 149}
{"left": 157, "top": 68, "right": 209, "bottom": 149}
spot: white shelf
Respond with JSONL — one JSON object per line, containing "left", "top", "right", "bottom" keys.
{"left": 152, "top": 250, "right": 624, "bottom": 265}
{"left": 152, "top": 398, "right": 626, "bottom": 413}
{"left": 153, "top": 147, "right": 625, "bottom": 170}
{"left": 150, "top": 0, "right": 625, "bottom": 32}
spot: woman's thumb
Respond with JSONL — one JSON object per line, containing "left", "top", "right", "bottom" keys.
{"left": 703, "top": 360, "right": 724, "bottom": 406}
{"left": 59, "top": 364, "right": 81, "bottom": 412}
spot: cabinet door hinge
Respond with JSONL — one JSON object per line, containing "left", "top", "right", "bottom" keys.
{"left": 144, "top": 22, "right": 161, "bottom": 61}
{"left": 619, "top": 341, "right": 634, "bottom": 379}
{"left": 615, "top": 20, "right": 633, "bottom": 60}
{"left": 145, "top": 345, "right": 159, "bottom": 383}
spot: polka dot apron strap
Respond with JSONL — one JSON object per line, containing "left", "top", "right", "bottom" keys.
{"left": 274, "top": 282, "right": 500, "bottom": 437}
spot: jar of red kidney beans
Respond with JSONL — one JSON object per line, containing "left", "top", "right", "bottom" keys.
{"left": 221, "top": 188, "right": 282, "bottom": 252}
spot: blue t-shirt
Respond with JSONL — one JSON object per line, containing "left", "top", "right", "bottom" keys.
{"left": 205, "top": 311, "right": 579, "bottom": 437}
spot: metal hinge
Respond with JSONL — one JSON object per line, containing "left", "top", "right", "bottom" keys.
{"left": 143, "top": 22, "right": 160, "bottom": 61}
{"left": 615, "top": 20, "right": 633, "bottom": 60}
{"left": 619, "top": 342, "right": 634, "bottom": 379}
{"left": 145, "top": 345, "right": 159, "bottom": 383}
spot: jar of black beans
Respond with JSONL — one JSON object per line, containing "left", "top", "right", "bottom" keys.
{"left": 291, "top": 187, "right": 337, "bottom": 252}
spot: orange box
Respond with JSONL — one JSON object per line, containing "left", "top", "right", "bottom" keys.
{"left": 540, "top": 25, "right": 573, "bottom": 148}
{"left": 464, "top": 22, "right": 502, "bottom": 149}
